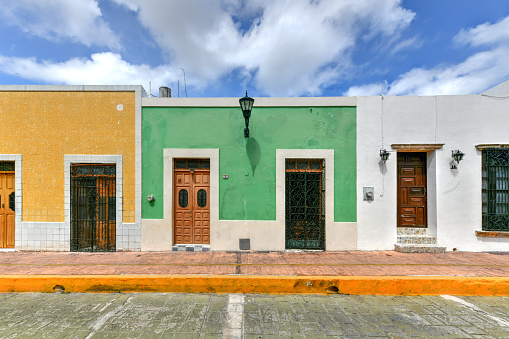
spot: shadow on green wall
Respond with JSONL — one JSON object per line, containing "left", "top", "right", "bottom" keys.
{"left": 246, "top": 137, "right": 261, "bottom": 177}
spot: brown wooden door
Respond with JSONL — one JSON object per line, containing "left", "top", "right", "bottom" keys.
{"left": 0, "top": 173, "right": 15, "bottom": 248}
{"left": 397, "top": 152, "right": 427, "bottom": 228}
{"left": 174, "top": 169, "right": 210, "bottom": 244}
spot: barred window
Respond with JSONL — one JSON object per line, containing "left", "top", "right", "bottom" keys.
{"left": 482, "top": 149, "right": 509, "bottom": 231}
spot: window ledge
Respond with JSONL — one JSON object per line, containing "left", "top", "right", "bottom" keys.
{"left": 476, "top": 230, "right": 509, "bottom": 238}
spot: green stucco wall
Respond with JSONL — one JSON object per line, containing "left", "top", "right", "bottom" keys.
{"left": 142, "top": 106, "right": 356, "bottom": 222}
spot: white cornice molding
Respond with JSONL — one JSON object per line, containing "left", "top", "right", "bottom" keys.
{"left": 142, "top": 96, "right": 356, "bottom": 107}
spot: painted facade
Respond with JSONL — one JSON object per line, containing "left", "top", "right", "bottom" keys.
{"left": 141, "top": 97, "right": 357, "bottom": 251}
{"left": 357, "top": 81, "right": 509, "bottom": 252}
{"left": 141, "top": 81, "right": 509, "bottom": 253}
{"left": 3, "top": 80, "right": 509, "bottom": 253}
{"left": 0, "top": 85, "right": 144, "bottom": 251}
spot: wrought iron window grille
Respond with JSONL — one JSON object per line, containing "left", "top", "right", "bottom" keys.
{"left": 174, "top": 159, "right": 210, "bottom": 170}
{"left": 482, "top": 149, "right": 509, "bottom": 231}
{"left": 0, "top": 162, "right": 14, "bottom": 172}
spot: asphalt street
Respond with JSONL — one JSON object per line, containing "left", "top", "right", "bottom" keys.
{"left": 0, "top": 293, "right": 508, "bottom": 338}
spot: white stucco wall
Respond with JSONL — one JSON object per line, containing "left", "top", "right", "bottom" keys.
{"left": 357, "top": 93, "right": 509, "bottom": 251}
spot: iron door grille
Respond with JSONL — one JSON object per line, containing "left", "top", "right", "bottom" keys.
{"left": 285, "top": 159, "right": 325, "bottom": 250}
{"left": 482, "top": 149, "right": 509, "bottom": 231}
{"left": 71, "top": 164, "right": 116, "bottom": 252}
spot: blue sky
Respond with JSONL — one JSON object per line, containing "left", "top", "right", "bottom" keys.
{"left": 0, "top": 0, "right": 508, "bottom": 97}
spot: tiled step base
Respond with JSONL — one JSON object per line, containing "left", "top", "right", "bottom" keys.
{"left": 172, "top": 245, "right": 210, "bottom": 252}
{"left": 397, "top": 227, "right": 428, "bottom": 236}
{"left": 395, "top": 244, "right": 446, "bottom": 253}
{"left": 397, "top": 235, "right": 437, "bottom": 245}
{"left": 396, "top": 227, "right": 446, "bottom": 253}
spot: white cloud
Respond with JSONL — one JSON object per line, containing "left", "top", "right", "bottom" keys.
{"left": 345, "top": 16, "right": 509, "bottom": 96}
{"left": 391, "top": 37, "right": 421, "bottom": 55}
{"left": 0, "top": 0, "right": 121, "bottom": 49}
{"left": 344, "top": 82, "right": 388, "bottom": 96}
{"left": 0, "top": 0, "right": 418, "bottom": 96}
{"left": 455, "top": 16, "right": 509, "bottom": 48}
{"left": 0, "top": 53, "right": 175, "bottom": 91}
{"left": 124, "top": 0, "right": 415, "bottom": 96}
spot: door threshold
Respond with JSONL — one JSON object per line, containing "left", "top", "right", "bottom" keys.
{"left": 0, "top": 248, "right": 15, "bottom": 252}
{"left": 172, "top": 244, "right": 210, "bottom": 252}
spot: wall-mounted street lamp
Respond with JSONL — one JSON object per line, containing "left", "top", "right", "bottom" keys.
{"left": 451, "top": 149, "right": 465, "bottom": 169}
{"left": 452, "top": 149, "right": 465, "bottom": 163}
{"left": 239, "top": 91, "right": 254, "bottom": 138}
{"left": 379, "top": 149, "right": 390, "bottom": 163}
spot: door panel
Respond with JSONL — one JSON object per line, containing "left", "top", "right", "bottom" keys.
{"left": 174, "top": 163, "right": 210, "bottom": 245}
{"left": 174, "top": 181, "right": 192, "bottom": 244}
{"left": 0, "top": 173, "right": 15, "bottom": 248}
{"left": 193, "top": 183, "right": 210, "bottom": 243}
{"left": 397, "top": 153, "right": 427, "bottom": 228}
{"left": 401, "top": 178, "right": 416, "bottom": 186}
{"left": 401, "top": 217, "right": 416, "bottom": 225}
{"left": 409, "top": 197, "right": 424, "bottom": 205}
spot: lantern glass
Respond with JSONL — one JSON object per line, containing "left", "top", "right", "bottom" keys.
{"left": 380, "top": 149, "right": 390, "bottom": 162}
{"left": 239, "top": 92, "right": 254, "bottom": 113}
{"left": 452, "top": 150, "right": 465, "bottom": 163}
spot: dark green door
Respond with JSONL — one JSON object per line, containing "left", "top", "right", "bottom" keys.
{"left": 285, "top": 159, "right": 325, "bottom": 250}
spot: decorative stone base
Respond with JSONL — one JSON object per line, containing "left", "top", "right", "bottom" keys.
{"left": 395, "top": 244, "right": 446, "bottom": 253}
{"left": 172, "top": 245, "right": 211, "bottom": 252}
{"left": 397, "top": 235, "right": 436, "bottom": 245}
{"left": 397, "top": 227, "right": 428, "bottom": 236}
{"left": 395, "top": 228, "right": 446, "bottom": 253}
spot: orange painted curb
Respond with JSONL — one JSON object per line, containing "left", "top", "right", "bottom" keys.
{"left": 0, "top": 275, "right": 508, "bottom": 295}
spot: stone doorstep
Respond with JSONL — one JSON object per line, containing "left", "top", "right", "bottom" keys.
{"left": 397, "top": 227, "right": 428, "bottom": 236}
{"left": 171, "top": 245, "right": 211, "bottom": 252}
{"left": 395, "top": 244, "right": 447, "bottom": 253}
{"left": 397, "top": 235, "right": 437, "bottom": 245}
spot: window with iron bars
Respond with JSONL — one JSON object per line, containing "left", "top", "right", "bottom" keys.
{"left": 482, "top": 149, "right": 509, "bottom": 231}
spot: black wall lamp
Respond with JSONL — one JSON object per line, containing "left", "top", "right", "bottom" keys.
{"left": 452, "top": 149, "right": 465, "bottom": 163}
{"left": 239, "top": 91, "right": 254, "bottom": 138}
{"left": 451, "top": 149, "right": 465, "bottom": 169}
{"left": 380, "top": 149, "right": 390, "bottom": 163}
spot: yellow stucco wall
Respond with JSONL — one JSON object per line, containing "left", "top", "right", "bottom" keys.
{"left": 0, "top": 91, "right": 136, "bottom": 223}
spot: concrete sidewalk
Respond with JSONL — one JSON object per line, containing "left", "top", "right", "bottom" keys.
{"left": 0, "top": 251, "right": 508, "bottom": 295}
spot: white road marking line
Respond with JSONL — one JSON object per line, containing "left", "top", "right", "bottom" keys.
{"left": 98, "top": 301, "right": 113, "bottom": 313}
{"left": 85, "top": 296, "right": 134, "bottom": 339}
{"left": 441, "top": 295, "right": 509, "bottom": 327}
{"left": 223, "top": 294, "right": 245, "bottom": 339}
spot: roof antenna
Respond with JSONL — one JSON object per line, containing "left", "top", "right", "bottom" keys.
{"left": 180, "top": 68, "right": 187, "bottom": 97}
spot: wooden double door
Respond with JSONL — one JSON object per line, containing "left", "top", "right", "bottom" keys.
{"left": 174, "top": 165, "right": 210, "bottom": 244}
{"left": 397, "top": 152, "right": 427, "bottom": 228}
{"left": 0, "top": 173, "right": 15, "bottom": 248}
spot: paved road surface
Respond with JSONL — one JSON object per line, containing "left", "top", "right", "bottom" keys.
{"left": 0, "top": 293, "right": 508, "bottom": 338}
